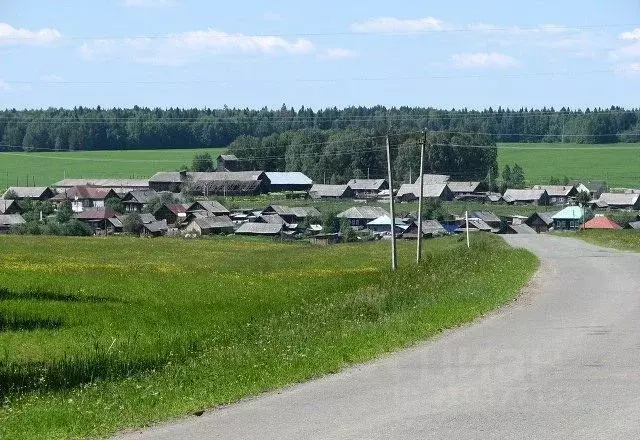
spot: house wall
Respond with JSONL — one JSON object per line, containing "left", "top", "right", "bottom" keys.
{"left": 553, "top": 219, "right": 580, "bottom": 230}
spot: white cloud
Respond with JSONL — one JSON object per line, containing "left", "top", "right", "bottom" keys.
{"left": 451, "top": 52, "right": 520, "bottom": 69}
{"left": 610, "top": 41, "right": 640, "bottom": 60}
{"left": 320, "top": 48, "right": 358, "bottom": 60}
{"left": 620, "top": 28, "right": 640, "bottom": 40}
{"left": 79, "top": 29, "right": 314, "bottom": 65}
{"left": 0, "top": 23, "right": 62, "bottom": 46}
{"left": 0, "top": 79, "right": 11, "bottom": 92}
{"left": 122, "top": 0, "right": 177, "bottom": 7}
{"left": 350, "top": 17, "right": 444, "bottom": 34}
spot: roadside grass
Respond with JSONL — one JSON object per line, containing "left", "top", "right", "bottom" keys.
{"left": 498, "top": 142, "right": 640, "bottom": 188}
{"left": 571, "top": 229, "right": 640, "bottom": 252}
{"left": 0, "top": 147, "right": 225, "bottom": 188}
{"left": 0, "top": 234, "right": 538, "bottom": 439}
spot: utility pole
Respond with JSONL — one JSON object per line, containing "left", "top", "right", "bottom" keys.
{"left": 385, "top": 135, "right": 397, "bottom": 270}
{"left": 416, "top": 130, "right": 426, "bottom": 264}
{"left": 367, "top": 167, "right": 370, "bottom": 179}
{"left": 465, "top": 210, "right": 470, "bottom": 248}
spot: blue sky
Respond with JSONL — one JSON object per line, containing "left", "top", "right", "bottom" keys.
{"left": 1, "top": 0, "right": 639, "bottom": 110}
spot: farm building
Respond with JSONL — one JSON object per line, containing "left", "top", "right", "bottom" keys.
{"left": 0, "top": 214, "right": 25, "bottom": 233}
{"left": 148, "top": 171, "right": 270, "bottom": 195}
{"left": 54, "top": 179, "right": 150, "bottom": 194}
{"left": 448, "top": 181, "right": 482, "bottom": 198}
{"left": 184, "top": 216, "right": 235, "bottom": 235}
{"left": 395, "top": 184, "right": 454, "bottom": 202}
{"left": 366, "top": 216, "right": 409, "bottom": 234}
{"left": 347, "top": 179, "right": 389, "bottom": 199}
{"left": 594, "top": 193, "right": 640, "bottom": 211}
{"left": 503, "top": 223, "right": 537, "bottom": 234}
{"left": 308, "top": 184, "right": 354, "bottom": 199}
{"left": 189, "top": 200, "right": 230, "bottom": 216}
{"left": 0, "top": 199, "right": 20, "bottom": 215}
{"left": 52, "top": 186, "right": 120, "bottom": 213}
{"left": 402, "top": 220, "right": 447, "bottom": 239}
{"left": 532, "top": 185, "right": 578, "bottom": 205}
{"left": 525, "top": 212, "right": 554, "bottom": 233}
{"left": 216, "top": 154, "right": 240, "bottom": 172}
{"left": 121, "top": 190, "right": 158, "bottom": 213}
{"left": 337, "top": 206, "right": 389, "bottom": 228}
{"left": 235, "top": 222, "right": 283, "bottom": 236}
{"left": 583, "top": 215, "right": 621, "bottom": 230}
{"left": 503, "top": 189, "right": 549, "bottom": 205}
{"left": 569, "top": 180, "right": 607, "bottom": 198}
{"left": 468, "top": 211, "right": 501, "bottom": 230}
{"left": 456, "top": 218, "right": 492, "bottom": 233}
{"left": 2, "top": 187, "right": 54, "bottom": 200}
{"left": 265, "top": 172, "right": 313, "bottom": 192}
{"left": 153, "top": 204, "right": 191, "bottom": 225}
{"left": 74, "top": 209, "right": 119, "bottom": 234}
{"left": 625, "top": 221, "right": 640, "bottom": 229}
{"left": 310, "top": 233, "right": 341, "bottom": 245}
{"left": 552, "top": 206, "right": 591, "bottom": 231}
{"left": 262, "top": 205, "right": 320, "bottom": 224}
{"left": 141, "top": 219, "right": 168, "bottom": 237}
{"left": 413, "top": 174, "right": 450, "bottom": 184}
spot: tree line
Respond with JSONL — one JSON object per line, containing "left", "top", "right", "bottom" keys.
{"left": 0, "top": 105, "right": 638, "bottom": 152}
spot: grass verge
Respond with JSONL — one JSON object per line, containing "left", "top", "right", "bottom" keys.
{"left": 0, "top": 234, "right": 537, "bottom": 439}
{"left": 570, "top": 229, "right": 640, "bottom": 252}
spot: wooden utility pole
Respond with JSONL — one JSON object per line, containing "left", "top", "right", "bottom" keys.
{"left": 385, "top": 135, "right": 397, "bottom": 270}
{"left": 465, "top": 210, "right": 470, "bottom": 248}
{"left": 416, "top": 130, "right": 426, "bottom": 263}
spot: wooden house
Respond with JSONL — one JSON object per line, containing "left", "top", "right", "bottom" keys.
{"left": 401, "top": 220, "right": 446, "bottom": 239}
{"left": 2, "top": 187, "right": 54, "bottom": 200}
{"left": 395, "top": 183, "right": 453, "bottom": 202}
{"left": 503, "top": 189, "right": 549, "bottom": 205}
{"left": 594, "top": 193, "right": 640, "bottom": 211}
{"left": 337, "top": 206, "right": 389, "bottom": 228}
{"left": 184, "top": 216, "right": 235, "bottom": 235}
{"left": 216, "top": 154, "right": 240, "bottom": 172}
{"left": 525, "top": 212, "right": 554, "bottom": 233}
{"left": 235, "top": 222, "right": 283, "bottom": 236}
{"left": 153, "top": 203, "right": 192, "bottom": 225}
{"left": 0, "top": 214, "right": 25, "bottom": 233}
{"left": 52, "top": 186, "right": 120, "bottom": 213}
{"left": 532, "top": 185, "right": 578, "bottom": 205}
{"left": 551, "top": 206, "right": 592, "bottom": 230}
{"left": 347, "top": 179, "right": 389, "bottom": 199}
{"left": 265, "top": 172, "right": 313, "bottom": 192}
{"left": 308, "top": 184, "right": 354, "bottom": 199}
{"left": 121, "top": 190, "right": 158, "bottom": 213}
{"left": 0, "top": 199, "right": 20, "bottom": 215}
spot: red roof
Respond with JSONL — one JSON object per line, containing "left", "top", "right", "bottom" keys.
{"left": 583, "top": 216, "right": 621, "bottom": 230}
{"left": 166, "top": 204, "right": 189, "bottom": 215}
{"left": 54, "top": 186, "right": 116, "bottom": 200}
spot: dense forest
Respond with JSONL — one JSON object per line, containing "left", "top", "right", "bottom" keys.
{"left": 0, "top": 106, "right": 638, "bottom": 152}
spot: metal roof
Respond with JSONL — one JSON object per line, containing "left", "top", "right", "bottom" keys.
{"left": 337, "top": 206, "right": 389, "bottom": 220}
{"left": 235, "top": 222, "right": 283, "bottom": 235}
{"left": 527, "top": 212, "right": 554, "bottom": 225}
{"left": 75, "top": 209, "right": 118, "bottom": 220}
{"left": 52, "top": 186, "right": 118, "bottom": 201}
{"left": 583, "top": 216, "right": 621, "bottom": 230}
{"left": 413, "top": 174, "right": 450, "bottom": 185}
{"left": 508, "top": 223, "right": 537, "bottom": 234}
{"left": 503, "top": 189, "right": 547, "bottom": 202}
{"left": 0, "top": 214, "right": 25, "bottom": 226}
{"left": 468, "top": 211, "right": 501, "bottom": 224}
{"left": 309, "top": 184, "right": 350, "bottom": 198}
{"left": 219, "top": 154, "right": 239, "bottom": 161}
{"left": 54, "top": 179, "right": 149, "bottom": 188}
{"left": 347, "top": 179, "right": 387, "bottom": 191}
{"left": 3, "top": 187, "right": 52, "bottom": 199}
{"left": 122, "top": 190, "right": 158, "bottom": 204}
{"left": 265, "top": 172, "right": 313, "bottom": 186}
{"left": 597, "top": 193, "right": 640, "bottom": 207}
{"left": 366, "top": 215, "right": 408, "bottom": 226}
{"left": 191, "top": 215, "right": 234, "bottom": 230}
{"left": 551, "top": 206, "right": 585, "bottom": 220}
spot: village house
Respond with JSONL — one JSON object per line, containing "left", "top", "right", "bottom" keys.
{"left": 347, "top": 179, "right": 389, "bottom": 199}
{"left": 594, "top": 193, "right": 640, "bottom": 211}
{"left": 468, "top": 211, "right": 501, "bottom": 230}
{"left": 52, "top": 186, "right": 120, "bottom": 213}
{"left": 2, "top": 187, "right": 55, "bottom": 200}
{"left": 0, "top": 199, "right": 20, "bottom": 215}
{"left": 121, "top": 190, "right": 158, "bottom": 213}
{"left": 413, "top": 174, "right": 450, "bottom": 184}
{"left": 532, "top": 185, "right": 578, "bottom": 205}
{"left": 552, "top": 206, "right": 591, "bottom": 231}
{"left": 235, "top": 222, "right": 283, "bottom": 236}
{"left": 395, "top": 183, "right": 454, "bottom": 202}
{"left": 503, "top": 223, "right": 537, "bottom": 234}
{"left": 525, "top": 212, "right": 554, "bottom": 233}
{"left": 0, "top": 214, "right": 25, "bottom": 233}
{"left": 308, "top": 184, "right": 354, "bottom": 199}
{"left": 149, "top": 171, "right": 270, "bottom": 196}
{"left": 184, "top": 216, "right": 235, "bottom": 236}
{"left": 264, "top": 172, "right": 313, "bottom": 192}
{"left": 75, "top": 209, "right": 119, "bottom": 234}
{"left": 447, "top": 181, "right": 483, "bottom": 198}
{"left": 216, "top": 154, "right": 241, "bottom": 172}
{"left": 366, "top": 216, "right": 409, "bottom": 234}
{"left": 262, "top": 205, "right": 320, "bottom": 224}
{"left": 189, "top": 200, "right": 230, "bottom": 217}
{"left": 583, "top": 215, "right": 621, "bottom": 230}
{"left": 456, "top": 217, "right": 492, "bottom": 233}
{"left": 336, "top": 206, "right": 389, "bottom": 228}
{"left": 401, "top": 219, "right": 447, "bottom": 239}
{"left": 502, "top": 189, "right": 549, "bottom": 205}
{"left": 54, "top": 179, "right": 150, "bottom": 195}
{"left": 569, "top": 180, "right": 607, "bottom": 198}
{"left": 141, "top": 219, "right": 168, "bottom": 237}
{"left": 153, "top": 203, "right": 192, "bottom": 226}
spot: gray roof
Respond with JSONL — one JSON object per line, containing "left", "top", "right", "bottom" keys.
{"left": 347, "top": 179, "right": 387, "bottom": 191}
{"left": 337, "top": 206, "right": 389, "bottom": 220}
{"left": 527, "top": 212, "right": 554, "bottom": 226}
{"left": 508, "top": 223, "right": 537, "bottom": 234}
{"left": 404, "top": 220, "right": 446, "bottom": 237}
{"left": 447, "top": 181, "right": 481, "bottom": 193}
{"left": 235, "top": 222, "right": 283, "bottom": 235}
{"left": 143, "top": 219, "right": 168, "bottom": 233}
{"left": 468, "top": 211, "right": 501, "bottom": 224}
{"left": 627, "top": 221, "right": 640, "bottom": 229}
{"left": 309, "top": 184, "right": 350, "bottom": 198}
{"left": 597, "top": 193, "right": 640, "bottom": 207}
{"left": 468, "top": 218, "right": 492, "bottom": 231}
{"left": 532, "top": 185, "right": 575, "bottom": 197}
{"left": 54, "top": 179, "right": 149, "bottom": 189}
{"left": 569, "top": 180, "right": 606, "bottom": 192}
{"left": 2, "top": 187, "right": 51, "bottom": 199}
{"left": 260, "top": 214, "right": 286, "bottom": 225}
{"left": 108, "top": 217, "right": 123, "bottom": 228}
{"left": 503, "top": 189, "right": 547, "bottom": 202}
{"left": 265, "top": 172, "right": 313, "bottom": 186}
{"left": 0, "top": 199, "right": 17, "bottom": 214}
{"left": 219, "top": 154, "right": 239, "bottom": 161}
{"left": 191, "top": 215, "right": 234, "bottom": 230}
{"left": 414, "top": 174, "right": 450, "bottom": 185}
{"left": 290, "top": 206, "right": 321, "bottom": 218}
{"left": 0, "top": 214, "right": 25, "bottom": 226}
{"left": 396, "top": 183, "right": 449, "bottom": 199}
{"left": 122, "top": 190, "right": 158, "bottom": 204}
{"left": 194, "top": 200, "right": 229, "bottom": 214}
{"left": 189, "top": 171, "right": 266, "bottom": 182}
{"left": 149, "top": 172, "right": 184, "bottom": 183}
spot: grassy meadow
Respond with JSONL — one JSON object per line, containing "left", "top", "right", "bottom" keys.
{"left": 0, "top": 234, "right": 538, "bottom": 439}
{"left": 0, "top": 148, "right": 225, "bottom": 188}
{"left": 571, "top": 229, "right": 640, "bottom": 252}
{"left": 498, "top": 142, "right": 640, "bottom": 188}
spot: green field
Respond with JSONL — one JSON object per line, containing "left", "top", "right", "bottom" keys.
{"left": 0, "top": 234, "right": 538, "bottom": 439}
{"left": 571, "top": 229, "right": 640, "bottom": 252}
{"left": 0, "top": 148, "right": 225, "bottom": 188}
{"left": 498, "top": 142, "right": 640, "bottom": 188}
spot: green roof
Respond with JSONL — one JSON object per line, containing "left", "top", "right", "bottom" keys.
{"left": 551, "top": 206, "right": 585, "bottom": 220}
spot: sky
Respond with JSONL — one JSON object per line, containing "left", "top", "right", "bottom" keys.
{"left": 1, "top": 0, "right": 639, "bottom": 110}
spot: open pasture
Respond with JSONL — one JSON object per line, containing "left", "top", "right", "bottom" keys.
{"left": 0, "top": 234, "right": 537, "bottom": 439}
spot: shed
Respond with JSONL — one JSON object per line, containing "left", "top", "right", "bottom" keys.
{"left": 503, "top": 189, "right": 549, "bottom": 205}
{"left": 595, "top": 193, "right": 640, "bottom": 211}
{"left": 309, "top": 184, "right": 354, "bottom": 199}
{"left": 265, "top": 172, "right": 313, "bottom": 192}
{"left": 185, "top": 216, "right": 235, "bottom": 235}
{"left": 448, "top": 181, "right": 482, "bottom": 197}
{"left": 532, "top": 185, "right": 578, "bottom": 205}
{"left": 395, "top": 183, "right": 453, "bottom": 202}
{"left": 141, "top": 219, "right": 168, "bottom": 237}
{"left": 0, "top": 214, "right": 25, "bottom": 233}
{"left": 2, "top": 187, "right": 54, "bottom": 200}
{"left": 468, "top": 211, "right": 501, "bottom": 229}
{"left": 235, "top": 222, "right": 283, "bottom": 236}
{"left": 0, "top": 199, "right": 20, "bottom": 215}
{"left": 337, "top": 206, "right": 389, "bottom": 228}
{"left": 525, "top": 212, "right": 554, "bottom": 233}
{"left": 216, "top": 154, "right": 240, "bottom": 172}
{"left": 366, "top": 215, "right": 409, "bottom": 234}
{"left": 413, "top": 174, "right": 450, "bottom": 185}
{"left": 347, "top": 179, "right": 389, "bottom": 198}
{"left": 504, "top": 223, "right": 537, "bottom": 234}
{"left": 310, "top": 233, "right": 341, "bottom": 245}
{"left": 190, "top": 200, "right": 230, "bottom": 216}
{"left": 583, "top": 215, "right": 621, "bottom": 230}
{"left": 402, "top": 220, "right": 446, "bottom": 239}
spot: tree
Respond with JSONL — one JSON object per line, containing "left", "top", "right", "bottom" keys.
{"left": 144, "top": 192, "right": 179, "bottom": 214}
{"left": 56, "top": 200, "right": 74, "bottom": 223}
{"left": 501, "top": 164, "right": 512, "bottom": 191}
{"left": 321, "top": 209, "right": 340, "bottom": 234}
{"left": 191, "top": 152, "right": 215, "bottom": 172}
{"left": 576, "top": 191, "right": 591, "bottom": 205}
{"left": 105, "top": 197, "right": 125, "bottom": 213}
{"left": 122, "top": 213, "right": 143, "bottom": 235}
{"left": 339, "top": 218, "right": 358, "bottom": 242}
{"left": 3, "top": 189, "right": 18, "bottom": 199}
{"left": 511, "top": 164, "right": 526, "bottom": 188}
